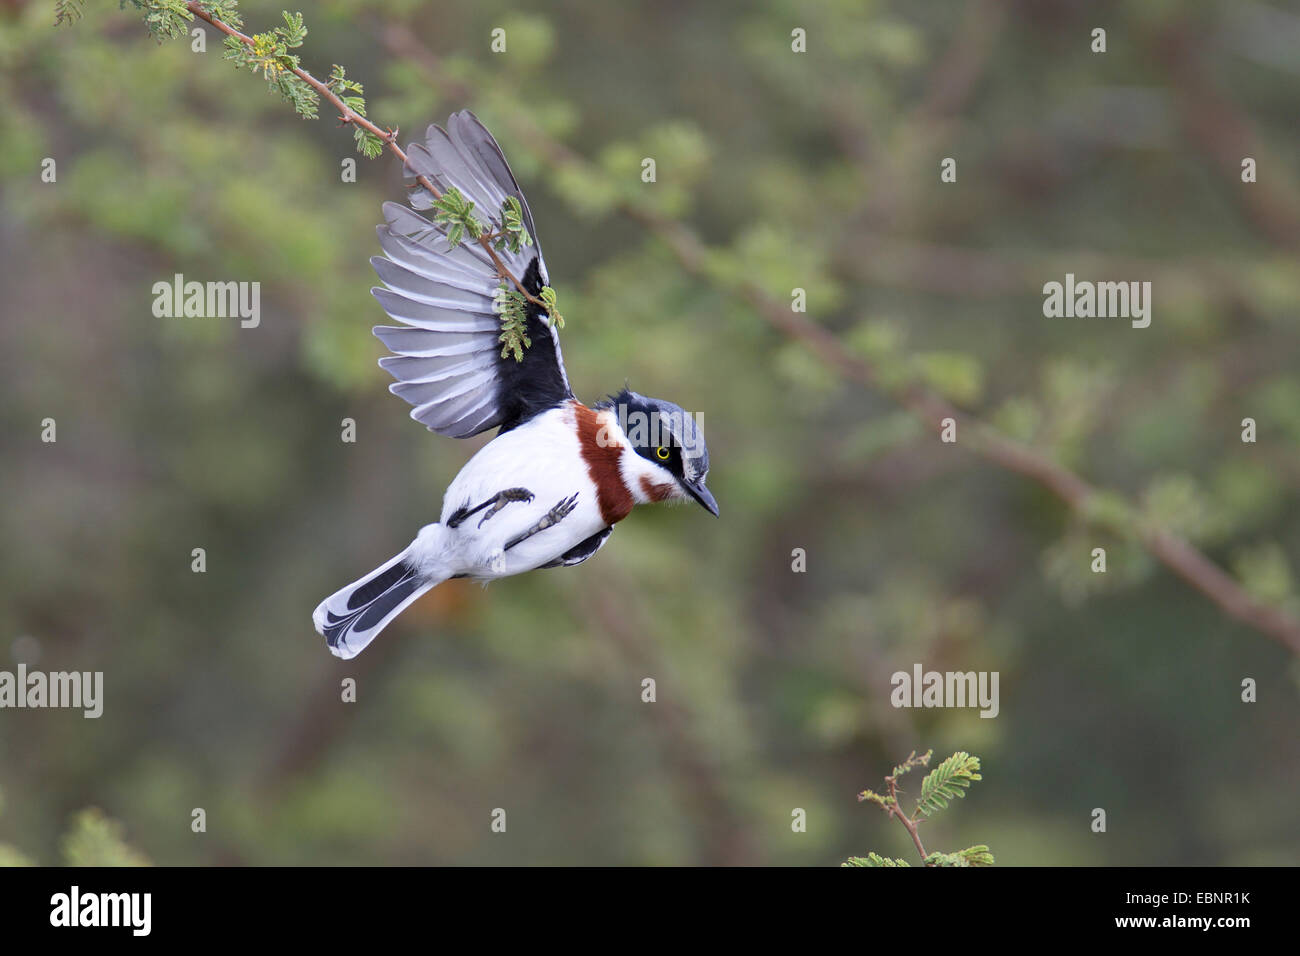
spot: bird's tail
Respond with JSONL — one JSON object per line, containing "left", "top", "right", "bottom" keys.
{"left": 312, "top": 534, "right": 449, "bottom": 659}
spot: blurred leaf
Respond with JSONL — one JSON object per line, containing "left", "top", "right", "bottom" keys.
{"left": 61, "top": 810, "right": 151, "bottom": 867}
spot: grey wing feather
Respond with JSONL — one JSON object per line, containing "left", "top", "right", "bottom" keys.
{"left": 369, "top": 110, "right": 570, "bottom": 439}
{"left": 447, "top": 111, "right": 541, "bottom": 244}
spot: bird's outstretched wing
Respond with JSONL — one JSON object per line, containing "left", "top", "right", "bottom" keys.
{"left": 370, "top": 111, "right": 572, "bottom": 438}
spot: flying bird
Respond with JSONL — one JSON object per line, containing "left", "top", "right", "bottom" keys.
{"left": 313, "top": 112, "right": 718, "bottom": 659}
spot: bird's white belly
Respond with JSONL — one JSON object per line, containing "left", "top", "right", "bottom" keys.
{"left": 437, "top": 407, "right": 607, "bottom": 578}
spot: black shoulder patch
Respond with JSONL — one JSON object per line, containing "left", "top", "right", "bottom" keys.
{"left": 495, "top": 257, "right": 572, "bottom": 432}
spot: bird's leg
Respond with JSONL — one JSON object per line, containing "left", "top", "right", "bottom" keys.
{"left": 504, "top": 494, "right": 579, "bottom": 550}
{"left": 446, "top": 488, "right": 535, "bottom": 529}
{"left": 477, "top": 488, "right": 536, "bottom": 527}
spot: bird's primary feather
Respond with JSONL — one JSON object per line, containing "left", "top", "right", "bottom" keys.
{"left": 370, "top": 111, "right": 572, "bottom": 438}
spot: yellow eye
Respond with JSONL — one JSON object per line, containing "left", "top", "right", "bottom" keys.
{"left": 655, "top": 446, "right": 670, "bottom": 461}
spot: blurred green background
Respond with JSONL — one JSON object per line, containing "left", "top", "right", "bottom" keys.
{"left": 1, "top": 0, "right": 1298, "bottom": 865}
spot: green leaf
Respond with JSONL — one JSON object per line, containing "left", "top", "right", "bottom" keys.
{"left": 958, "top": 845, "right": 995, "bottom": 866}
{"left": 277, "top": 10, "right": 307, "bottom": 49}
{"left": 494, "top": 283, "right": 533, "bottom": 361}
{"left": 538, "top": 285, "right": 564, "bottom": 329}
{"left": 843, "top": 853, "right": 911, "bottom": 867}
{"left": 60, "top": 809, "right": 151, "bottom": 867}
{"left": 856, "top": 788, "right": 892, "bottom": 809}
{"left": 916, "top": 751, "right": 982, "bottom": 818}
{"left": 924, "top": 845, "right": 994, "bottom": 867}
{"left": 892, "top": 749, "right": 932, "bottom": 778}
{"left": 494, "top": 195, "right": 534, "bottom": 254}
{"left": 432, "top": 187, "right": 488, "bottom": 248}
{"left": 130, "top": 0, "right": 195, "bottom": 42}
{"left": 355, "top": 129, "right": 385, "bottom": 159}
{"left": 54, "top": 0, "right": 87, "bottom": 25}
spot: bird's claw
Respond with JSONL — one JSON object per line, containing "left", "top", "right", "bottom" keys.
{"left": 477, "top": 487, "right": 535, "bottom": 527}
{"left": 503, "top": 493, "right": 580, "bottom": 551}
{"left": 535, "top": 494, "right": 579, "bottom": 531}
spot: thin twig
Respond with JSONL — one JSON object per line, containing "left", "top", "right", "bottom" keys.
{"left": 184, "top": 2, "right": 547, "bottom": 310}
{"left": 885, "top": 774, "right": 929, "bottom": 863}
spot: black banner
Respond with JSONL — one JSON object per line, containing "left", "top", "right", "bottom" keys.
{"left": 0, "top": 865, "right": 1276, "bottom": 942}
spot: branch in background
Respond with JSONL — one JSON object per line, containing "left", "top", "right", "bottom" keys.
{"left": 1155, "top": 21, "right": 1300, "bottom": 249}
{"left": 379, "top": 23, "right": 1300, "bottom": 657}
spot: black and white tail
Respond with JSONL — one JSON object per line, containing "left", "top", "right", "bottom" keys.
{"left": 313, "top": 546, "right": 442, "bottom": 659}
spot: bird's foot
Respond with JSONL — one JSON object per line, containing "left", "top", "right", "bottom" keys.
{"left": 477, "top": 488, "right": 536, "bottom": 528}
{"left": 505, "top": 493, "right": 579, "bottom": 550}
{"left": 447, "top": 487, "right": 535, "bottom": 529}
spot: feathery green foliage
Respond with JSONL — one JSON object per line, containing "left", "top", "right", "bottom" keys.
{"left": 494, "top": 283, "right": 533, "bottom": 362}
{"left": 495, "top": 195, "right": 533, "bottom": 255}
{"left": 893, "top": 748, "right": 933, "bottom": 779}
{"left": 431, "top": 190, "right": 564, "bottom": 358}
{"left": 85, "top": 1, "right": 571, "bottom": 362}
{"left": 102, "top": 3, "right": 388, "bottom": 153}
{"left": 120, "top": 0, "right": 199, "bottom": 42}
{"left": 847, "top": 750, "right": 993, "bottom": 867}
{"left": 223, "top": 11, "right": 318, "bottom": 120}
{"left": 842, "top": 853, "right": 911, "bottom": 867}
{"left": 0, "top": 792, "right": 149, "bottom": 867}
{"left": 537, "top": 284, "right": 565, "bottom": 330}
{"left": 327, "top": 65, "right": 384, "bottom": 158}
{"left": 856, "top": 788, "right": 892, "bottom": 810}
{"left": 917, "top": 751, "right": 982, "bottom": 818}
{"left": 924, "top": 846, "right": 995, "bottom": 868}
{"left": 431, "top": 186, "right": 488, "bottom": 249}
{"left": 61, "top": 809, "right": 152, "bottom": 867}
{"left": 858, "top": 749, "right": 933, "bottom": 808}
{"left": 53, "top": 0, "right": 86, "bottom": 25}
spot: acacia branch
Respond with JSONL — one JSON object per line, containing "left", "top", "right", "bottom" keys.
{"left": 650, "top": 215, "right": 1300, "bottom": 655}
{"left": 860, "top": 751, "right": 933, "bottom": 864}
{"left": 886, "top": 775, "right": 929, "bottom": 863}
{"left": 184, "top": 2, "right": 546, "bottom": 310}
{"left": 380, "top": 22, "right": 1300, "bottom": 656}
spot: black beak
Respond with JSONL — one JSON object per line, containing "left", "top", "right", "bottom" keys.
{"left": 684, "top": 480, "right": 719, "bottom": 517}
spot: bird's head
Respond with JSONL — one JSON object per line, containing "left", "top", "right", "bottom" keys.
{"left": 600, "top": 388, "right": 718, "bottom": 517}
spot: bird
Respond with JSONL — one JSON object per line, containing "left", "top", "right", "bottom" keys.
{"left": 312, "top": 111, "right": 718, "bottom": 659}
